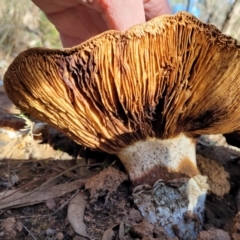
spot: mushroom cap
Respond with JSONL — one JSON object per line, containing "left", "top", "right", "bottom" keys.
{"left": 4, "top": 12, "right": 240, "bottom": 154}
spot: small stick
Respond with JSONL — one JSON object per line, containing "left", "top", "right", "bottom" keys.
{"left": 22, "top": 224, "right": 37, "bottom": 240}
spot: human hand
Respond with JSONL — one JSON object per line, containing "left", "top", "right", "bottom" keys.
{"left": 32, "top": 0, "right": 172, "bottom": 47}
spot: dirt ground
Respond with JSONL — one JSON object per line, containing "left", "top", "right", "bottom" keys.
{"left": 0, "top": 87, "right": 240, "bottom": 240}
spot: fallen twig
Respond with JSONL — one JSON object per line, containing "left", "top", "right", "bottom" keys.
{"left": 0, "top": 178, "right": 86, "bottom": 210}
{"left": 0, "top": 161, "right": 98, "bottom": 203}
{"left": 22, "top": 223, "right": 37, "bottom": 240}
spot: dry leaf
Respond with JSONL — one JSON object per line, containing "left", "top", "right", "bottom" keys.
{"left": 67, "top": 192, "right": 89, "bottom": 238}
{"left": 0, "top": 178, "right": 85, "bottom": 210}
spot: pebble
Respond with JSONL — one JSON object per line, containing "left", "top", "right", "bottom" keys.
{"left": 46, "top": 228, "right": 55, "bottom": 237}
{"left": 45, "top": 198, "right": 56, "bottom": 210}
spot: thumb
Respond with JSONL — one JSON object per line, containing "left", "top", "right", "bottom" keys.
{"left": 77, "top": 0, "right": 146, "bottom": 31}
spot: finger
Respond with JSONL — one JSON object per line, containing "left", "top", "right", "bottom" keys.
{"left": 77, "top": 0, "right": 146, "bottom": 31}
{"left": 144, "top": 0, "right": 172, "bottom": 21}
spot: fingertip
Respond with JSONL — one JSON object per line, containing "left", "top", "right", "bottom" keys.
{"left": 99, "top": 0, "right": 146, "bottom": 31}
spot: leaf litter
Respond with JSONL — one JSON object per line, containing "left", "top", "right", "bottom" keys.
{"left": 67, "top": 192, "right": 89, "bottom": 238}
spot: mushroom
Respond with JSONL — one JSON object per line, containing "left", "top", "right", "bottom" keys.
{"left": 4, "top": 12, "right": 240, "bottom": 239}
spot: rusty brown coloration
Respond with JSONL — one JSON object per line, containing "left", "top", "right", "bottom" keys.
{"left": 4, "top": 12, "right": 240, "bottom": 155}
{"left": 132, "top": 165, "right": 190, "bottom": 187}
{"left": 178, "top": 157, "right": 199, "bottom": 178}
{"left": 131, "top": 157, "right": 199, "bottom": 186}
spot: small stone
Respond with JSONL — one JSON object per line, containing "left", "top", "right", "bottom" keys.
{"left": 45, "top": 198, "right": 56, "bottom": 210}
{"left": 7, "top": 210, "right": 11, "bottom": 214}
{"left": 0, "top": 232, "right": 4, "bottom": 237}
{"left": 46, "top": 228, "right": 55, "bottom": 237}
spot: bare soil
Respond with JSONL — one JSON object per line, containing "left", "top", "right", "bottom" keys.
{"left": 0, "top": 89, "right": 240, "bottom": 240}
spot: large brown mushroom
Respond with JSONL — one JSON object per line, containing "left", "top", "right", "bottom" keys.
{"left": 4, "top": 12, "right": 240, "bottom": 239}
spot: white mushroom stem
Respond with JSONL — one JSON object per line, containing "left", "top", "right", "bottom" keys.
{"left": 118, "top": 134, "right": 199, "bottom": 185}
{"left": 117, "top": 134, "right": 209, "bottom": 239}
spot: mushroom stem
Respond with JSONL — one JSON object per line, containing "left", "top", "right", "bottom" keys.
{"left": 117, "top": 134, "right": 209, "bottom": 239}
{"left": 133, "top": 175, "right": 208, "bottom": 239}
{"left": 118, "top": 134, "right": 199, "bottom": 186}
